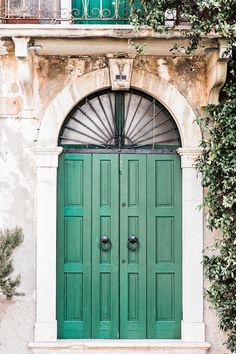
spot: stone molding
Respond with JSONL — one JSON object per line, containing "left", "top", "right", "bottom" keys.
{"left": 33, "top": 146, "right": 63, "bottom": 342}
{"left": 33, "top": 147, "right": 63, "bottom": 167}
{"left": 12, "top": 37, "right": 34, "bottom": 117}
{"left": 29, "top": 339, "right": 211, "bottom": 354}
{"left": 177, "top": 147, "right": 205, "bottom": 342}
{"left": 109, "top": 58, "right": 133, "bottom": 91}
{"left": 32, "top": 67, "right": 206, "bottom": 345}
{"left": 12, "top": 37, "right": 30, "bottom": 57}
{"left": 177, "top": 148, "right": 203, "bottom": 168}
{"left": 207, "top": 39, "right": 231, "bottom": 105}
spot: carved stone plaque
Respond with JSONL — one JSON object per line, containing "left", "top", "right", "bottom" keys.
{"left": 109, "top": 58, "right": 133, "bottom": 91}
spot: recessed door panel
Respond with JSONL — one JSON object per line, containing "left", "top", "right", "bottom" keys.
{"left": 120, "top": 155, "right": 147, "bottom": 338}
{"left": 92, "top": 154, "right": 119, "bottom": 339}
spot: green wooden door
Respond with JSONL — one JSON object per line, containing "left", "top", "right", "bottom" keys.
{"left": 57, "top": 153, "right": 182, "bottom": 339}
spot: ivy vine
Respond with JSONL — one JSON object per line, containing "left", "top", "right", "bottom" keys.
{"left": 130, "top": 0, "right": 236, "bottom": 52}
{"left": 196, "top": 55, "right": 236, "bottom": 353}
{"left": 129, "top": 1, "right": 236, "bottom": 352}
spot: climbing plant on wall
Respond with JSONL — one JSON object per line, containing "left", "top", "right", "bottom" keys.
{"left": 130, "top": 0, "right": 236, "bottom": 52}
{"left": 196, "top": 54, "right": 236, "bottom": 353}
{"left": 0, "top": 228, "right": 24, "bottom": 300}
{"left": 129, "top": 0, "right": 236, "bottom": 352}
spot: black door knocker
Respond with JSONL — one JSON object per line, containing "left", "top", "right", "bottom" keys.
{"left": 128, "top": 235, "right": 140, "bottom": 252}
{"left": 99, "top": 235, "right": 112, "bottom": 252}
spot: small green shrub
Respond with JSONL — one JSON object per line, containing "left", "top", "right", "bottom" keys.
{"left": 0, "top": 228, "right": 24, "bottom": 300}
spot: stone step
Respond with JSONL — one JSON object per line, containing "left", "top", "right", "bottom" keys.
{"left": 29, "top": 340, "right": 210, "bottom": 354}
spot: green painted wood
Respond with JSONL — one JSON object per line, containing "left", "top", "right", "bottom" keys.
{"left": 72, "top": 0, "right": 119, "bottom": 24}
{"left": 71, "top": 0, "right": 142, "bottom": 24}
{"left": 147, "top": 154, "right": 182, "bottom": 339}
{"left": 115, "top": 92, "right": 125, "bottom": 137}
{"left": 57, "top": 152, "right": 182, "bottom": 340}
{"left": 57, "top": 154, "right": 65, "bottom": 339}
{"left": 57, "top": 153, "right": 92, "bottom": 339}
{"left": 119, "top": 155, "right": 147, "bottom": 338}
{"left": 92, "top": 155, "right": 119, "bottom": 339}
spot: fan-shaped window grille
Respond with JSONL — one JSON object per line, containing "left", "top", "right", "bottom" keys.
{"left": 59, "top": 89, "right": 181, "bottom": 150}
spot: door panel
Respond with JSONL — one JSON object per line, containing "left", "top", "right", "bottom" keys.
{"left": 147, "top": 155, "right": 182, "bottom": 339}
{"left": 120, "top": 155, "right": 147, "bottom": 338}
{"left": 57, "top": 154, "right": 92, "bottom": 338}
{"left": 92, "top": 155, "right": 119, "bottom": 338}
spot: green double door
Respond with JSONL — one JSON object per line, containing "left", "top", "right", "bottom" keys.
{"left": 57, "top": 153, "right": 182, "bottom": 339}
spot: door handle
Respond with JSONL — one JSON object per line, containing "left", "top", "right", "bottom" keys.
{"left": 128, "top": 235, "right": 140, "bottom": 252}
{"left": 99, "top": 235, "right": 112, "bottom": 252}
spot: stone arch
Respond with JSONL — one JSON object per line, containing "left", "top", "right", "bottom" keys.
{"left": 33, "top": 66, "right": 206, "bottom": 345}
{"left": 37, "top": 68, "right": 201, "bottom": 147}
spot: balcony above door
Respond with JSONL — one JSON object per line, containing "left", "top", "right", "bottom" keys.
{"left": 0, "top": 0, "right": 142, "bottom": 24}
{"left": 0, "top": 0, "right": 218, "bottom": 59}
{"left": 0, "top": 0, "right": 180, "bottom": 25}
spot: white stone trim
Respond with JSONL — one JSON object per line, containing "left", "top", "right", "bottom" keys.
{"left": 177, "top": 148, "right": 205, "bottom": 342}
{"left": 29, "top": 339, "right": 210, "bottom": 353}
{"left": 32, "top": 69, "right": 207, "bottom": 348}
{"left": 60, "top": 0, "right": 72, "bottom": 26}
{"left": 33, "top": 147, "right": 63, "bottom": 167}
{"left": 33, "top": 147, "right": 63, "bottom": 342}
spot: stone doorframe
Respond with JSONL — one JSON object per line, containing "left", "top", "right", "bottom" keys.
{"left": 33, "top": 68, "right": 205, "bottom": 344}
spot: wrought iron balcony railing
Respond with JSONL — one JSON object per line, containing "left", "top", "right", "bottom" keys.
{"left": 0, "top": 0, "right": 178, "bottom": 25}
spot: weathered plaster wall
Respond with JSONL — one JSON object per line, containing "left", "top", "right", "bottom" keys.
{"left": 0, "top": 54, "right": 22, "bottom": 116}
{"left": 204, "top": 225, "right": 231, "bottom": 354}
{"left": 34, "top": 55, "right": 207, "bottom": 119}
{"left": 0, "top": 51, "right": 228, "bottom": 354}
{"left": 0, "top": 52, "right": 208, "bottom": 121}
{"left": 0, "top": 118, "right": 36, "bottom": 354}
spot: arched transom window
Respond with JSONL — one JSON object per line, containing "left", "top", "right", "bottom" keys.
{"left": 59, "top": 89, "right": 181, "bottom": 149}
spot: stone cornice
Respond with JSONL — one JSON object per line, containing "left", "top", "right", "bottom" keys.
{"left": 0, "top": 25, "right": 226, "bottom": 40}
{"left": 207, "top": 39, "right": 231, "bottom": 104}
{"left": 177, "top": 147, "right": 203, "bottom": 168}
{"left": 177, "top": 147, "right": 203, "bottom": 156}
{"left": 1, "top": 26, "right": 229, "bottom": 57}
{"left": 33, "top": 147, "right": 63, "bottom": 168}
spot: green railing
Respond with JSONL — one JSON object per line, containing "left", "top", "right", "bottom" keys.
{"left": 0, "top": 0, "right": 140, "bottom": 24}
{"left": 72, "top": 0, "right": 138, "bottom": 24}
{"left": 0, "top": 0, "right": 179, "bottom": 25}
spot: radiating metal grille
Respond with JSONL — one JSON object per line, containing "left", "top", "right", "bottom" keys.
{"left": 59, "top": 89, "right": 181, "bottom": 149}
